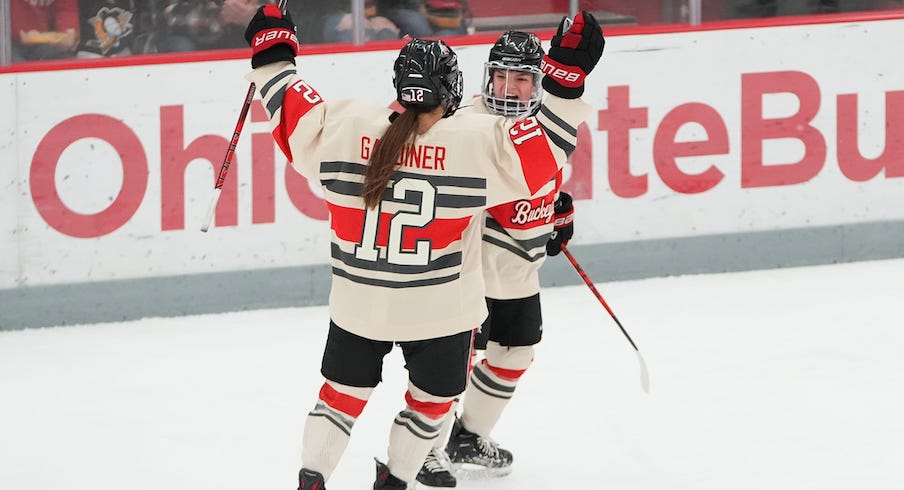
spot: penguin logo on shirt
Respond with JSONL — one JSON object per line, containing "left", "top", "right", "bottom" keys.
{"left": 86, "top": 7, "right": 134, "bottom": 55}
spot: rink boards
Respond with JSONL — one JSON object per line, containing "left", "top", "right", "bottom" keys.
{"left": 1, "top": 15, "right": 903, "bottom": 328}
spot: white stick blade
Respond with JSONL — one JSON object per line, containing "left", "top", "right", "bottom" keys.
{"left": 200, "top": 188, "right": 222, "bottom": 232}
{"left": 637, "top": 350, "right": 651, "bottom": 394}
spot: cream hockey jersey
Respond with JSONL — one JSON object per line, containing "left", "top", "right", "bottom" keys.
{"left": 458, "top": 98, "right": 562, "bottom": 300}
{"left": 247, "top": 62, "right": 591, "bottom": 341}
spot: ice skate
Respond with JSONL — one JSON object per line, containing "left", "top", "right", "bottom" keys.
{"left": 297, "top": 468, "right": 325, "bottom": 489}
{"left": 445, "top": 418, "right": 513, "bottom": 479}
{"left": 374, "top": 458, "right": 409, "bottom": 489}
{"left": 415, "top": 447, "right": 457, "bottom": 488}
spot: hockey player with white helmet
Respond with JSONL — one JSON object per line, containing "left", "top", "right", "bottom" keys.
{"left": 417, "top": 22, "right": 604, "bottom": 488}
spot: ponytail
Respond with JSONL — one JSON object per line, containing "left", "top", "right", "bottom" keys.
{"left": 363, "top": 108, "right": 421, "bottom": 208}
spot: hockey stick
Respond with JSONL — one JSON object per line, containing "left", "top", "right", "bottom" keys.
{"left": 561, "top": 245, "right": 650, "bottom": 393}
{"left": 201, "top": 0, "right": 290, "bottom": 232}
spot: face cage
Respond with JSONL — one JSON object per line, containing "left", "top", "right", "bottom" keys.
{"left": 482, "top": 61, "right": 543, "bottom": 118}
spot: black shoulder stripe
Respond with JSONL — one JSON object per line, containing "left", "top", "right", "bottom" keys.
{"left": 260, "top": 69, "right": 295, "bottom": 99}
{"left": 539, "top": 105, "right": 578, "bottom": 137}
{"left": 266, "top": 89, "right": 285, "bottom": 119}
{"left": 540, "top": 122, "right": 576, "bottom": 156}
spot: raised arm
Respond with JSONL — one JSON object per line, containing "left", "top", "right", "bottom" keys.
{"left": 243, "top": 5, "right": 326, "bottom": 180}
{"left": 486, "top": 11, "right": 605, "bottom": 206}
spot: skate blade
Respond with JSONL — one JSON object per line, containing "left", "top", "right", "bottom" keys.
{"left": 413, "top": 482, "right": 456, "bottom": 489}
{"left": 451, "top": 463, "right": 512, "bottom": 480}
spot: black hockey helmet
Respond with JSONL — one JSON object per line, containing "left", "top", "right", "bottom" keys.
{"left": 393, "top": 38, "right": 464, "bottom": 118}
{"left": 483, "top": 30, "right": 544, "bottom": 117}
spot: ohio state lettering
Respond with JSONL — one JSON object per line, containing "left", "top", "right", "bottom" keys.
{"left": 511, "top": 198, "right": 554, "bottom": 225}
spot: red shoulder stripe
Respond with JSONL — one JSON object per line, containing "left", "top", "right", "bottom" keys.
{"left": 272, "top": 78, "right": 324, "bottom": 161}
{"left": 508, "top": 117, "right": 558, "bottom": 195}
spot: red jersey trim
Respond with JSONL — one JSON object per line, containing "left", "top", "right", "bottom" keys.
{"left": 328, "top": 202, "right": 472, "bottom": 250}
{"left": 272, "top": 79, "right": 324, "bottom": 161}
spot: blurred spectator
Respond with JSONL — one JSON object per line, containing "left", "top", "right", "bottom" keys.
{"left": 376, "top": 0, "right": 468, "bottom": 38}
{"left": 727, "top": 0, "right": 902, "bottom": 18}
{"left": 286, "top": 0, "right": 398, "bottom": 44}
{"left": 322, "top": 0, "right": 399, "bottom": 43}
{"left": 11, "top": 0, "right": 80, "bottom": 62}
{"left": 76, "top": 0, "right": 156, "bottom": 57}
{"left": 156, "top": 0, "right": 262, "bottom": 52}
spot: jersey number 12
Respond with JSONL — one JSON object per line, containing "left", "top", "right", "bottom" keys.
{"left": 355, "top": 178, "right": 437, "bottom": 266}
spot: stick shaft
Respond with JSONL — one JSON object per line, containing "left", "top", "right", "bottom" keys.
{"left": 561, "top": 246, "right": 640, "bottom": 352}
{"left": 201, "top": 0, "right": 290, "bottom": 232}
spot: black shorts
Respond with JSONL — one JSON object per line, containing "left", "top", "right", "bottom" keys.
{"left": 321, "top": 321, "right": 472, "bottom": 397}
{"left": 473, "top": 293, "right": 543, "bottom": 350}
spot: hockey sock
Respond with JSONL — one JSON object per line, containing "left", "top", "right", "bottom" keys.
{"left": 302, "top": 380, "right": 373, "bottom": 480}
{"left": 387, "top": 382, "right": 456, "bottom": 482}
{"left": 431, "top": 398, "right": 459, "bottom": 449}
{"left": 460, "top": 342, "right": 533, "bottom": 437}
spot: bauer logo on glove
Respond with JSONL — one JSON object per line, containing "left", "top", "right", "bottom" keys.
{"left": 541, "top": 10, "right": 605, "bottom": 99}
{"left": 253, "top": 29, "right": 298, "bottom": 50}
{"left": 540, "top": 59, "right": 583, "bottom": 87}
{"left": 244, "top": 4, "right": 300, "bottom": 68}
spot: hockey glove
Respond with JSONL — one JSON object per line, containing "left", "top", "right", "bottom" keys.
{"left": 244, "top": 4, "right": 299, "bottom": 69}
{"left": 546, "top": 192, "right": 574, "bottom": 256}
{"left": 541, "top": 11, "right": 605, "bottom": 99}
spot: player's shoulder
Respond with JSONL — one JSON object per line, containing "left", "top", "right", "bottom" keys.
{"left": 327, "top": 98, "right": 391, "bottom": 119}
{"left": 456, "top": 96, "right": 491, "bottom": 116}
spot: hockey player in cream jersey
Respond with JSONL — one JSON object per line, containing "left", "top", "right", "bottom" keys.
{"left": 243, "top": 5, "right": 604, "bottom": 489}
{"left": 416, "top": 30, "right": 587, "bottom": 488}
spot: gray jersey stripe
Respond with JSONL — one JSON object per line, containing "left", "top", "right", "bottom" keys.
{"left": 321, "top": 179, "right": 363, "bottom": 197}
{"left": 266, "top": 88, "right": 285, "bottom": 119}
{"left": 485, "top": 218, "right": 553, "bottom": 251}
{"left": 540, "top": 122, "right": 577, "bottom": 156}
{"left": 540, "top": 105, "right": 578, "bottom": 137}
{"left": 320, "top": 162, "right": 488, "bottom": 190}
{"left": 437, "top": 194, "right": 486, "bottom": 208}
{"left": 321, "top": 160, "right": 367, "bottom": 175}
{"left": 332, "top": 244, "right": 462, "bottom": 274}
{"left": 321, "top": 177, "right": 484, "bottom": 207}
{"left": 395, "top": 170, "right": 487, "bottom": 189}
{"left": 482, "top": 235, "right": 546, "bottom": 263}
{"left": 332, "top": 266, "right": 460, "bottom": 288}
{"left": 260, "top": 69, "right": 295, "bottom": 99}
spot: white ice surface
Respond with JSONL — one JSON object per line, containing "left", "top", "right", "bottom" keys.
{"left": 2, "top": 259, "right": 903, "bottom": 489}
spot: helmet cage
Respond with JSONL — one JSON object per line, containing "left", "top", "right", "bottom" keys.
{"left": 482, "top": 61, "right": 543, "bottom": 117}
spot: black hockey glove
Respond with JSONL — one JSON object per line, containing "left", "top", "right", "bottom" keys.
{"left": 541, "top": 11, "right": 605, "bottom": 99}
{"left": 244, "top": 4, "right": 299, "bottom": 69}
{"left": 546, "top": 192, "right": 574, "bottom": 256}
